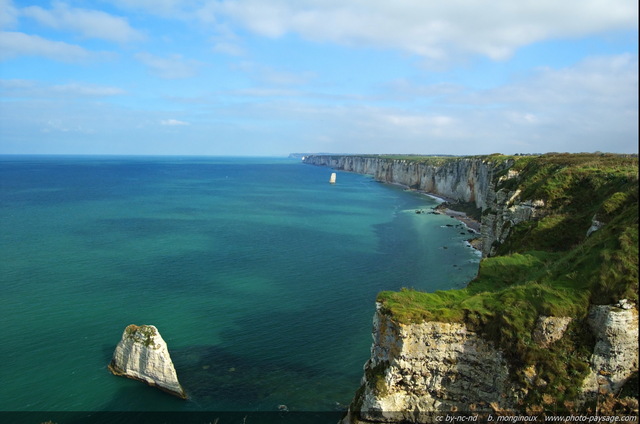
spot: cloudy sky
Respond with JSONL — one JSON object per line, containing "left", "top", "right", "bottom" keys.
{"left": 0, "top": 0, "right": 637, "bottom": 156}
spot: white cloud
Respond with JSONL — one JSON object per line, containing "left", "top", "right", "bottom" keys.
{"left": 231, "top": 61, "right": 315, "bottom": 86}
{"left": 42, "top": 118, "right": 95, "bottom": 134}
{"left": 404, "top": 53, "right": 638, "bottom": 153}
{"left": 161, "top": 118, "right": 190, "bottom": 126}
{"left": 51, "top": 82, "right": 126, "bottom": 96}
{"left": 209, "top": 0, "right": 637, "bottom": 62}
{"left": 104, "top": 0, "right": 634, "bottom": 66}
{"left": 0, "top": 31, "right": 93, "bottom": 61}
{"left": 104, "top": 0, "right": 199, "bottom": 18}
{"left": 1, "top": 79, "right": 126, "bottom": 97}
{"left": 216, "top": 53, "right": 637, "bottom": 154}
{"left": 472, "top": 53, "right": 638, "bottom": 111}
{"left": 0, "top": 0, "right": 18, "bottom": 29}
{"left": 383, "top": 114, "right": 454, "bottom": 129}
{"left": 212, "top": 40, "right": 244, "bottom": 56}
{"left": 98, "top": 0, "right": 636, "bottom": 64}
{"left": 135, "top": 52, "right": 201, "bottom": 79}
{"left": 21, "top": 2, "right": 144, "bottom": 43}
{"left": 0, "top": 79, "right": 37, "bottom": 90}
{"left": 210, "top": 28, "right": 245, "bottom": 56}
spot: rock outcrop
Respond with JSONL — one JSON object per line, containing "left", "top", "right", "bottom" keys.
{"left": 582, "top": 303, "right": 639, "bottom": 396}
{"left": 342, "top": 304, "right": 517, "bottom": 424}
{"left": 479, "top": 186, "right": 547, "bottom": 257}
{"left": 531, "top": 316, "right": 572, "bottom": 348}
{"left": 108, "top": 324, "right": 187, "bottom": 399}
{"left": 342, "top": 303, "right": 638, "bottom": 424}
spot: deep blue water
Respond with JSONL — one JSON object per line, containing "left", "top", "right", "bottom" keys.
{"left": 0, "top": 156, "right": 480, "bottom": 413}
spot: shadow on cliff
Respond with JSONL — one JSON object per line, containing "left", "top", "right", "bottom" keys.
{"left": 495, "top": 213, "right": 592, "bottom": 255}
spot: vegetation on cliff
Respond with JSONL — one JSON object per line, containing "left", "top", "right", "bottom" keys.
{"left": 124, "top": 324, "right": 159, "bottom": 348}
{"left": 377, "top": 153, "right": 638, "bottom": 409}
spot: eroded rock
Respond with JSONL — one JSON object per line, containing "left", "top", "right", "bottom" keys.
{"left": 108, "top": 324, "right": 187, "bottom": 399}
{"left": 342, "top": 304, "right": 516, "bottom": 423}
{"left": 532, "top": 316, "right": 572, "bottom": 348}
{"left": 582, "top": 305, "right": 639, "bottom": 396}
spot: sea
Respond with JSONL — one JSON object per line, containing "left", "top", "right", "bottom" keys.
{"left": 0, "top": 156, "right": 480, "bottom": 422}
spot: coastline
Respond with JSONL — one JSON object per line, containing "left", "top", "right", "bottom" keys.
{"left": 435, "top": 206, "right": 483, "bottom": 251}
{"left": 414, "top": 189, "right": 483, "bottom": 251}
{"left": 392, "top": 182, "right": 484, "bottom": 249}
{"left": 319, "top": 168, "right": 484, "bottom": 251}
{"left": 435, "top": 207, "right": 481, "bottom": 233}
{"left": 417, "top": 191, "right": 482, "bottom": 233}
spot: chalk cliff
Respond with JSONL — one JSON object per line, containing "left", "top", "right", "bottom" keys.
{"left": 303, "top": 154, "right": 639, "bottom": 420}
{"left": 340, "top": 303, "right": 638, "bottom": 424}
{"left": 108, "top": 324, "right": 187, "bottom": 399}
{"left": 343, "top": 303, "right": 517, "bottom": 424}
{"left": 303, "top": 155, "right": 523, "bottom": 257}
{"left": 583, "top": 302, "right": 639, "bottom": 396}
{"left": 303, "top": 155, "right": 506, "bottom": 210}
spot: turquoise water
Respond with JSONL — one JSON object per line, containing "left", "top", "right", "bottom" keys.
{"left": 0, "top": 156, "right": 480, "bottom": 413}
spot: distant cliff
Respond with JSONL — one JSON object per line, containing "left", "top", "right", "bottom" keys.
{"left": 303, "top": 155, "right": 501, "bottom": 209}
{"left": 303, "top": 154, "right": 527, "bottom": 257}
{"left": 304, "top": 153, "right": 639, "bottom": 421}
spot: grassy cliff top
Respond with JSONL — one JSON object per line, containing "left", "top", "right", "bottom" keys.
{"left": 313, "top": 152, "right": 637, "bottom": 170}
{"left": 319, "top": 153, "right": 513, "bottom": 166}
{"left": 376, "top": 152, "right": 638, "bottom": 405}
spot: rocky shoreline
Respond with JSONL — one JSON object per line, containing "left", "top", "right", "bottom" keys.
{"left": 414, "top": 191, "right": 483, "bottom": 250}
{"left": 434, "top": 204, "right": 481, "bottom": 232}
{"left": 433, "top": 203, "right": 483, "bottom": 250}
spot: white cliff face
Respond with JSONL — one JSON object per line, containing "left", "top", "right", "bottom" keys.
{"left": 303, "top": 155, "right": 510, "bottom": 210}
{"left": 480, "top": 186, "right": 547, "bottom": 257}
{"left": 343, "top": 303, "right": 639, "bottom": 423}
{"left": 342, "top": 304, "right": 517, "bottom": 424}
{"left": 108, "top": 324, "right": 186, "bottom": 399}
{"left": 582, "top": 302, "right": 639, "bottom": 396}
{"left": 303, "top": 155, "right": 518, "bottom": 257}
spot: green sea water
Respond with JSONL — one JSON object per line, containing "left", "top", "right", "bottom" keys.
{"left": 0, "top": 156, "right": 480, "bottom": 414}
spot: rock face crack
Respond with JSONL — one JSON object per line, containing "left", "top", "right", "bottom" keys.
{"left": 108, "top": 324, "right": 187, "bottom": 399}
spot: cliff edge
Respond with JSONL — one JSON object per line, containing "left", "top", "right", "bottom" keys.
{"left": 341, "top": 302, "right": 637, "bottom": 423}
{"left": 304, "top": 153, "right": 639, "bottom": 420}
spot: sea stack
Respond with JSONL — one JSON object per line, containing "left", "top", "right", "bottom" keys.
{"left": 108, "top": 324, "right": 187, "bottom": 399}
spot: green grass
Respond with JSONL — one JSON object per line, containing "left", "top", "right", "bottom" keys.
{"left": 376, "top": 152, "right": 638, "bottom": 406}
{"left": 368, "top": 155, "right": 462, "bottom": 167}
{"left": 125, "top": 324, "right": 158, "bottom": 347}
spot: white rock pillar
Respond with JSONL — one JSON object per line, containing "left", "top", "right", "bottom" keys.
{"left": 108, "top": 324, "right": 187, "bottom": 399}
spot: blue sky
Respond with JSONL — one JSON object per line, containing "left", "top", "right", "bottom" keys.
{"left": 0, "top": 0, "right": 638, "bottom": 156}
